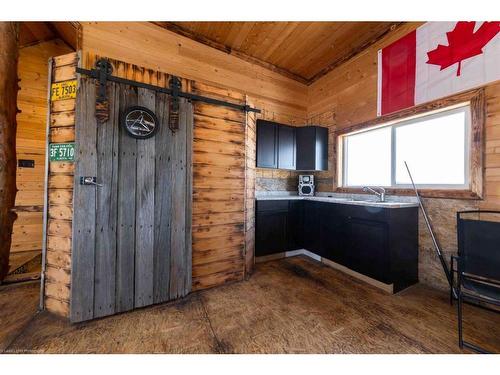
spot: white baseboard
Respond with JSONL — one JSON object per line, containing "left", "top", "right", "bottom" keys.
{"left": 320, "top": 258, "right": 393, "bottom": 293}
{"left": 255, "top": 249, "right": 393, "bottom": 293}
{"left": 285, "top": 249, "right": 322, "bottom": 261}
{"left": 255, "top": 249, "right": 319, "bottom": 263}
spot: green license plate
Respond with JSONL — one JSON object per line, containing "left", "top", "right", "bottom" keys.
{"left": 50, "top": 143, "right": 75, "bottom": 162}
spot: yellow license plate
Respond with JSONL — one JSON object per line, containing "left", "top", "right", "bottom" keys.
{"left": 51, "top": 80, "right": 77, "bottom": 101}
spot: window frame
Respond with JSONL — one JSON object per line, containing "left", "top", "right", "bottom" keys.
{"left": 333, "top": 89, "right": 485, "bottom": 199}
{"left": 341, "top": 104, "right": 471, "bottom": 189}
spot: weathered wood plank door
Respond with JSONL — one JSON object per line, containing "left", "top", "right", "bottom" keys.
{"left": 71, "top": 77, "right": 192, "bottom": 322}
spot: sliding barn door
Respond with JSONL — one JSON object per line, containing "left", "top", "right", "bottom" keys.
{"left": 70, "top": 77, "right": 192, "bottom": 322}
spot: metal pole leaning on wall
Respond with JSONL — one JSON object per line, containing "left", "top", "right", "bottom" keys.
{"left": 404, "top": 161, "right": 457, "bottom": 299}
{"left": 39, "top": 57, "right": 53, "bottom": 310}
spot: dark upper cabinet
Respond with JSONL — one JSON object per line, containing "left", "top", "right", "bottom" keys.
{"left": 296, "top": 126, "right": 328, "bottom": 171}
{"left": 256, "top": 120, "right": 278, "bottom": 168}
{"left": 278, "top": 125, "right": 296, "bottom": 170}
{"left": 256, "top": 121, "right": 327, "bottom": 171}
{"left": 257, "top": 120, "right": 296, "bottom": 170}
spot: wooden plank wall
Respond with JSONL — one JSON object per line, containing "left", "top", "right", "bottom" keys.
{"left": 80, "top": 22, "right": 309, "bottom": 196}
{"left": 43, "top": 52, "right": 78, "bottom": 317}
{"left": 191, "top": 81, "right": 247, "bottom": 290}
{"left": 308, "top": 23, "right": 422, "bottom": 127}
{"left": 13, "top": 40, "right": 71, "bottom": 255}
{"left": 307, "top": 23, "right": 424, "bottom": 193}
{"left": 80, "top": 22, "right": 308, "bottom": 123}
{"left": 306, "top": 22, "right": 500, "bottom": 289}
{"left": 484, "top": 83, "right": 500, "bottom": 210}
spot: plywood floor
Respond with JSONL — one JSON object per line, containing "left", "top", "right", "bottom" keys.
{"left": 1, "top": 256, "right": 499, "bottom": 353}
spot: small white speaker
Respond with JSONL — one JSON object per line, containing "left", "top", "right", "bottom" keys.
{"left": 298, "top": 175, "right": 314, "bottom": 196}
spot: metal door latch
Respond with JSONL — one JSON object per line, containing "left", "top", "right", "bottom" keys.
{"left": 80, "top": 176, "right": 103, "bottom": 187}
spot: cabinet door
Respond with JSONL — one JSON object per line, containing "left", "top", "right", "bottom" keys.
{"left": 316, "top": 203, "right": 330, "bottom": 258}
{"left": 296, "top": 126, "right": 329, "bottom": 171}
{"left": 314, "top": 126, "right": 328, "bottom": 171}
{"left": 287, "top": 200, "right": 303, "bottom": 251}
{"left": 296, "top": 127, "right": 316, "bottom": 170}
{"left": 278, "top": 125, "right": 296, "bottom": 170}
{"left": 303, "top": 201, "right": 320, "bottom": 254}
{"left": 255, "top": 211, "right": 288, "bottom": 256}
{"left": 256, "top": 121, "right": 277, "bottom": 168}
{"left": 320, "top": 203, "right": 346, "bottom": 263}
{"left": 347, "top": 218, "right": 390, "bottom": 283}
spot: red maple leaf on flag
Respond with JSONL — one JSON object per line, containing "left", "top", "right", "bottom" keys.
{"left": 427, "top": 21, "right": 500, "bottom": 76}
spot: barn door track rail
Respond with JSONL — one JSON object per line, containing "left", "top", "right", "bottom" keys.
{"left": 76, "top": 59, "right": 261, "bottom": 122}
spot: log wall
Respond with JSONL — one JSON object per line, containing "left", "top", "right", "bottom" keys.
{"left": 43, "top": 52, "right": 78, "bottom": 317}
{"left": 13, "top": 40, "right": 71, "bottom": 256}
{"left": 307, "top": 22, "right": 500, "bottom": 289}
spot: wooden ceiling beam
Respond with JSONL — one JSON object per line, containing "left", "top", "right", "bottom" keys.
{"left": 153, "top": 22, "right": 310, "bottom": 85}
{"left": 47, "top": 22, "right": 80, "bottom": 50}
{"left": 19, "top": 22, "right": 55, "bottom": 47}
{"left": 19, "top": 21, "right": 80, "bottom": 50}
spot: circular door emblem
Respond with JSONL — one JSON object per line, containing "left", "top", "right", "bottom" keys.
{"left": 122, "top": 106, "right": 159, "bottom": 139}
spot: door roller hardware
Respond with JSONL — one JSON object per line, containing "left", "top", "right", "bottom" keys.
{"left": 80, "top": 176, "right": 103, "bottom": 187}
{"left": 76, "top": 58, "right": 261, "bottom": 124}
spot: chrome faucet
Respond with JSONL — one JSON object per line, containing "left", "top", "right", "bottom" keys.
{"left": 362, "top": 186, "right": 386, "bottom": 202}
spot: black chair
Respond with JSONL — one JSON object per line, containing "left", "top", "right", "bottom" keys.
{"left": 452, "top": 211, "right": 500, "bottom": 353}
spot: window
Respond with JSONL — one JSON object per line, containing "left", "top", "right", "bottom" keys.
{"left": 340, "top": 104, "right": 471, "bottom": 189}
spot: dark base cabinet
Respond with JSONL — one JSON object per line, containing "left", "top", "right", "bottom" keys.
{"left": 256, "top": 199, "right": 419, "bottom": 292}
{"left": 255, "top": 200, "right": 305, "bottom": 257}
{"left": 320, "top": 203, "right": 348, "bottom": 265}
{"left": 348, "top": 218, "right": 390, "bottom": 283}
{"left": 255, "top": 201, "right": 289, "bottom": 256}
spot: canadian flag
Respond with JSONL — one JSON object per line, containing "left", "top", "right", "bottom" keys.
{"left": 377, "top": 21, "right": 500, "bottom": 116}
